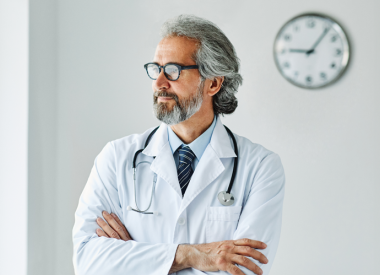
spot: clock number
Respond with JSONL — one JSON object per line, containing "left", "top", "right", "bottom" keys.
{"left": 335, "top": 48, "right": 342, "bottom": 56}
{"left": 293, "top": 25, "right": 300, "bottom": 32}
{"left": 305, "top": 76, "right": 313, "bottom": 84}
{"left": 330, "top": 62, "right": 336, "bottom": 68}
{"left": 331, "top": 35, "right": 337, "bottom": 42}
{"left": 283, "top": 62, "right": 290, "bottom": 69}
{"left": 307, "top": 20, "right": 315, "bottom": 28}
{"left": 320, "top": 72, "right": 327, "bottom": 80}
{"left": 284, "top": 34, "right": 291, "bottom": 41}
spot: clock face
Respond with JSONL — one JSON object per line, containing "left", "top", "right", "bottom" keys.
{"left": 274, "top": 13, "right": 350, "bottom": 89}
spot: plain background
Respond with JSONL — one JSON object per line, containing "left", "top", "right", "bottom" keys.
{"left": 0, "top": 0, "right": 28, "bottom": 274}
{"left": 2, "top": 0, "right": 380, "bottom": 274}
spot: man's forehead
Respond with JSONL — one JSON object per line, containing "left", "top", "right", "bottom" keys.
{"left": 153, "top": 36, "right": 198, "bottom": 65}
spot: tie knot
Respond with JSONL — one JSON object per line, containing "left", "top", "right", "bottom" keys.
{"left": 178, "top": 146, "right": 195, "bottom": 165}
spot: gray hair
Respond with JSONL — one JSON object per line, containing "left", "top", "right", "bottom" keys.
{"left": 160, "top": 14, "right": 243, "bottom": 115}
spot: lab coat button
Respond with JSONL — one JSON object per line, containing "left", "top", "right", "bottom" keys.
{"left": 178, "top": 217, "right": 185, "bottom": 225}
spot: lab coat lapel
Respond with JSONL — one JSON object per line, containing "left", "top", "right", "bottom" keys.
{"left": 179, "top": 117, "right": 237, "bottom": 213}
{"left": 142, "top": 123, "right": 182, "bottom": 198}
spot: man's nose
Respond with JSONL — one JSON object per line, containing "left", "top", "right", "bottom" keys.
{"left": 154, "top": 69, "right": 170, "bottom": 90}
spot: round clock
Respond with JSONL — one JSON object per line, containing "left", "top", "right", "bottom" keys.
{"left": 273, "top": 13, "right": 350, "bottom": 89}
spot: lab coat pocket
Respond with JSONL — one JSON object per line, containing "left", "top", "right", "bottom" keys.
{"left": 206, "top": 205, "right": 242, "bottom": 243}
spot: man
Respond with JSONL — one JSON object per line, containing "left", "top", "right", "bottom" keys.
{"left": 73, "top": 15, "right": 285, "bottom": 275}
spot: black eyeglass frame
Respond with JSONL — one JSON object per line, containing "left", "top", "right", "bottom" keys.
{"left": 144, "top": 62, "right": 199, "bottom": 81}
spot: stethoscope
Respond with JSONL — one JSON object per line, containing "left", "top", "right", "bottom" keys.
{"left": 126, "top": 125, "right": 238, "bottom": 215}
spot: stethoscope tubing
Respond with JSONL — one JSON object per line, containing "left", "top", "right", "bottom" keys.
{"left": 132, "top": 164, "right": 157, "bottom": 213}
{"left": 129, "top": 125, "right": 238, "bottom": 214}
{"left": 223, "top": 126, "right": 238, "bottom": 194}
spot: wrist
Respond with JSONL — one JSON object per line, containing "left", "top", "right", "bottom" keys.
{"left": 175, "top": 244, "right": 193, "bottom": 269}
{"left": 170, "top": 244, "right": 194, "bottom": 273}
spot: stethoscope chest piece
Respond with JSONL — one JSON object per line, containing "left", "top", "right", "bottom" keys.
{"left": 218, "top": 191, "right": 235, "bottom": 206}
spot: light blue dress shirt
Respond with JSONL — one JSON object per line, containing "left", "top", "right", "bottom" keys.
{"left": 167, "top": 116, "right": 217, "bottom": 171}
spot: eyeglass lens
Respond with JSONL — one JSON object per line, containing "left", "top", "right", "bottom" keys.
{"left": 146, "top": 64, "right": 179, "bottom": 80}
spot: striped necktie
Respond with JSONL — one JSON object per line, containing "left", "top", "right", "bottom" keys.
{"left": 177, "top": 145, "right": 196, "bottom": 196}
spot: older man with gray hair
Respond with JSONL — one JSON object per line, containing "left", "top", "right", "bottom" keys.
{"left": 73, "top": 14, "right": 285, "bottom": 275}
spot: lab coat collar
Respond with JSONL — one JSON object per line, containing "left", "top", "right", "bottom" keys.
{"left": 142, "top": 115, "right": 236, "bottom": 158}
{"left": 209, "top": 115, "right": 237, "bottom": 159}
{"left": 142, "top": 122, "right": 168, "bottom": 158}
{"left": 178, "top": 115, "right": 237, "bottom": 213}
{"left": 141, "top": 123, "right": 182, "bottom": 197}
{"left": 141, "top": 116, "right": 238, "bottom": 205}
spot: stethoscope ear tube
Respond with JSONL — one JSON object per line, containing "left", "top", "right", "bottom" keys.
{"left": 223, "top": 126, "right": 238, "bottom": 195}
{"left": 132, "top": 149, "right": 144, "bottom": 169}
{"left": 130, "top": 126, "right": 159, "bottom": 215}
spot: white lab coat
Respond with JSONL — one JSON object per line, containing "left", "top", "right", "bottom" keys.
{"left": 72, "top": 116, "right": 285, "bottom": 275}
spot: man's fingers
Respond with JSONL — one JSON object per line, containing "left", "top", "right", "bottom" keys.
{"left": 233, "top": 238, "right": 267, "bottom": 250}
{"left": 233, "top": 246, "right": 268, "bottom": 264}
{"left": 96, "top": 217, "right": 121, "bottom": 240}
{"left": 231, "top": 255, "right": 263, "bottom": 275}
{"left": 102, "top": 211, "right": 129, "bottom": 241}
{"left": 96, "top": 228, "right": 108, "bottom": 238}
{"left": 111, "top": 213, "right": 133, "bottom": 240}
{"left": 111, "top": 213, "right": 124, "bottom": 227}
{"left": 225, "top": 263, "right": 245, "bottom": 275}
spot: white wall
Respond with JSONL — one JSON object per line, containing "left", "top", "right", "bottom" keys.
{"left": 0, "top": 0, "right": 29, "bottom": 274}
{"left": 29, "top": 0, "right": 380, "bottom": 274}
{"left": 28, "top": 0, "right": 57, "bottom": 274}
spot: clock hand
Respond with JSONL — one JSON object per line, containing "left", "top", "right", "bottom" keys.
{"left": 288, "top": 27, "right": 330, "bottom": 56}
{"left": 289, "top": 49, "right": 309, "bottom": 53}
{"left": 309, "top": 27, "right": 330, "bottom": 51}
{"left": 289, "top": 48, "right": 315, "bottom": 56}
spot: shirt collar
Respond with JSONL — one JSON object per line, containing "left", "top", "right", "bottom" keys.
{"left": 167, "top": 116, "right": 217, "bottom": 161}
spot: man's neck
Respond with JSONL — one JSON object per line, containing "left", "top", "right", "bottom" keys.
{"left": 170, "top": 110, "right": 215, "bottom": 144}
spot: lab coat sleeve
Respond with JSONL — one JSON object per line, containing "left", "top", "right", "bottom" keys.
{"left": 72, "top": 142, "right": 179, "bottom": 275}
{"left": 232, "top": 152, "right": 285, "bottom": 275}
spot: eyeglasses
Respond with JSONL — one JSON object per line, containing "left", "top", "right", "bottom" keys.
{"left": 144, "top": 62, "right": 199, "bottom": 81}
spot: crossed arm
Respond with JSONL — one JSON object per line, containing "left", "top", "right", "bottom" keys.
{"left": 73, "top": 143, "right": 285, "bottom": 275}
{"left": 96, "top": 210, "right": 268, "bottom": 275}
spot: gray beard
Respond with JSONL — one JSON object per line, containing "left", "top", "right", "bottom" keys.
{"left": 153, "top": 81, "right": 204, "bottom": 125}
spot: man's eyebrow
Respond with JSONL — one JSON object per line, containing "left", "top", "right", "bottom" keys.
{"left": 152, "top": 61, "right": 188, "bottom": 66}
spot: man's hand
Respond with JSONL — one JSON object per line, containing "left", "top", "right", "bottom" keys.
{"left": 96, "top": 212, "right": 267, "bottom": 275}
{"left": 171, "top": 239, "right": 268, "bottom": 275}
{"left": 96, "top": 211, "right": 133, "bottom": 241}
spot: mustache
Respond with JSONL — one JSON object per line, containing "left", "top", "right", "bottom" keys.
{"left": 153, "top": 90, "right": 179, "bottom": 101}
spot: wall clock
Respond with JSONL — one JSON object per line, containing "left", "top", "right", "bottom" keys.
{"left": 273, "top": 13, "right": 350, "bottom": 89}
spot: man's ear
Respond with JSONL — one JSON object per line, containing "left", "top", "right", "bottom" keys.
{"left": 207, "top": 76, "right": 224, "bottom": 96}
